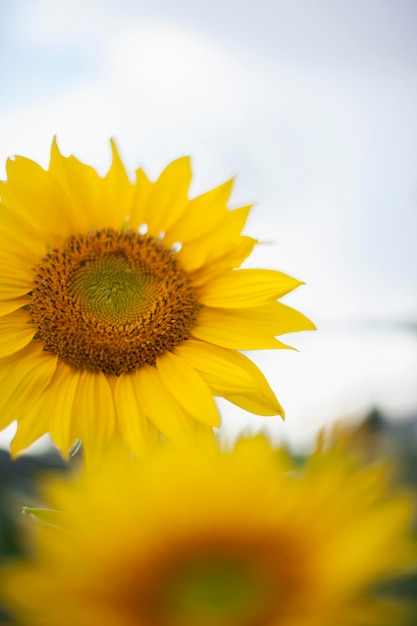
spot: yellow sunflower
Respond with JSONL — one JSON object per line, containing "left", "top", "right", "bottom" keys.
{"left": 0, "top": 140, "right": 314, "bottom": 462}
{"left": 2, "top": 437, "right": 414, "bottom": 626}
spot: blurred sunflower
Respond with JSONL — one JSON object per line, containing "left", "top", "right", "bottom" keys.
{"left": 0, "top": 140, "right": 314, "bottom": 462}
{"left": 2, "top": 437, "right": 414, "bottom": 626}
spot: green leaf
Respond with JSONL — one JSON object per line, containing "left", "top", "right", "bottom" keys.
{"left": 22, "top": 507, "right": 69, "bottom": 529}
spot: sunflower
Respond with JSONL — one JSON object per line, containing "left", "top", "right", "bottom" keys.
{"left": 2, "top": 437, "right": 414, "bottom": 626}
{"left": 0, "top": 140, "right": 314, "bottom": 462}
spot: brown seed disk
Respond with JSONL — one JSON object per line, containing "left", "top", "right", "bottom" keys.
{"left": 30, "top": 229, "right": 198, "bottom": 375}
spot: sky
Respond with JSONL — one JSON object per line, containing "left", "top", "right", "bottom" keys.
{"left": 0, "top": 0, "right": 416, "bottom": 452}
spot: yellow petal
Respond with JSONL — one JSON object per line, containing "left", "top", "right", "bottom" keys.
{"left": 217, "top": 235, "right": 258, "bottom": 270}
{"left": 164, "top": 178, "right": 234, "bottom": 245}
{"left": 223, "top": 391, "right": 284, "bottom": 418}
{"left": 48, "top": 138, "right": 103, "bottom": 232}
{"left": 192, "top": 301, "right": 315, "bottom": 350}
{"left": 156, "top": 351, "right": 220, "bottom": 427}
{"left": 0, "top": 308, "right": 36, "bottom": 357}
{"left": 175, "top": 340, "right": 283, "bottom": 416}
{"left": 0, "top": 295, "right": 30, "bottom": 316}
{"left": 129, "top": 168, "right": 153, "bottom": 231}
{"left": 114, "top": 373, "right": 158, "bottom": 456}
{"left": 3, "top": 154, "right": 74, "bottom": 243}
{"left": 175, "top": 340, "right": 263, "bottom": 392}
{"left": 190, "top": 237, "right": 258, "bottom": 288}
{"left": 10, "top": 397, "right": 50, "bottom": 456}
{"left": 99, "top": 139, "right": 134, "bottom": 230}
{"left": 43, "top": 362, "right": 82, "bottom": 456}
{"left": 199, "top": 269, "right": 303, "bottom": 308}
{"left": 135, "top": 365, "right": 192, "bottom": 442}
{"left": 176, "top": 205, "right": 251, "bottom": 273}
{"left": 192, "top": 307, "right": 293, "bottom": 350}
{"left": 0, "top": 342, "right": 57, "bottom": 430}
{"left": 144, "top": 157, "right": 192, "bottom": 236}
{"left": 0, "top": 272, "right": 33, "bottom": 299}
{"left": 190, "top": 419, "right": 218, "bottom": 453}
{"left": 268, "top": 301, "right": 316, "bottom": 335}
{"left": 203, "top": 205, "right": 252, "bottom": 265}
{"left": 0, "top": 253, "right": 36, "bottom": 282}
{"left": 73, "top": 371, "right": 116, "bottom": 466}
{"left": 173, "top": 236, "right": 209, "bottom": 271}
{"left": 0, "top": 203, "right": 46, "bottom": 258}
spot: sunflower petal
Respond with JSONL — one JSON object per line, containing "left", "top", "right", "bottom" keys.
{"left": 175, "top": 340, "right": 261, "bottom": 392}
{"left": 73, "top": 371, "right": 116, "bottom": 466}
{"left": 192, "top": 309, "right": 292, "bottom": 350}
{"left": 176, "top": 205, "right": 251, "bottom": 273}
{"left": 0, "top": 343, "right": 57, "bottom": 430}
{"left": 203, "top": 205, "right": 252, "bottom": 265}
{"left": 192, "top": 301, "right": 315, "bottom": 349}
{"left": 0, "top": 272, "right": 33, "bottom": 299}
{"left": 0, "top": 295, "right": 31, "bottom": 317}
{"left": 48, "top": 138, "right": 103, "bottom": 232}
{"left": 199, "top": 269, "right": 303, "bottom": 308}
{"left": 174, "top": 340, "right": 255, "bottom": 390}
{"left": 0, "top": 309, "right": 36, "bottom": 357}
{"left": 164, "top": 178, "right": 234, "bottom": 245}
{"left": 130, "top": 168, "right": 153, "bottom": 231}
{"left": 135, "top": 365, "right": 192, "bottom": 442}
{"left": 156, "top": 351, "right": 220, "bottom": 427}
{"left": 0, "top": 204, "right": 46, "bottom": 258}
{"left": 99, "top": 139, "right": 134, "bottom": 229}
{"left": 43, "top": 362, "right": 82, "bottom": 456}
{"left": 144, "top": 157, "right": 192, "bottom": 236}
{"left": 270, "top": 301, "right": 316, "bottom": 334}
{"left": 3, "top": 155, "right": 74, "bottom": 242}
{"left": 189, "top": 237, "right": 258, "bottom": 288}
{"left": 224, "top": 391, "right": 284, "bottom": 418}
{"left": 175, "top": 340, "right": 283, "bottom": 416}
{"left": 10, "top": 399, "right": 50, "bottom": 456}
{"left": 114, "top": 373, "right": 158, "bottom": 456}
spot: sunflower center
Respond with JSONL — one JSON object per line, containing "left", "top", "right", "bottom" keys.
{"left": 159, "top": 555, "right": 270, "bottom": 626}
{"left": 70, "top": 254, "right": 159, "bottom": 326}
{"left": 30, "top": 229, "right": 198, "bottom": 375}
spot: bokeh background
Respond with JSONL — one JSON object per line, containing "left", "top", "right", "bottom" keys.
{"left": 1, "top": 0, "right": 416, "bottom": 454}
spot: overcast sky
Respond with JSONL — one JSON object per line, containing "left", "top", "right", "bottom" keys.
{"left": 1, "top": 0, "right": 416, "bottom": 451}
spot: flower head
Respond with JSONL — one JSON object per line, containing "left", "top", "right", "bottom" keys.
{"left": 0, "top": 140, "right": 314, "bottom": 462}
{"left": 2, "top": 437, "right": 414, "bottom": 626}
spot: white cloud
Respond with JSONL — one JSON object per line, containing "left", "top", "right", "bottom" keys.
{"left": 13, "top": 0, "right": 119, "bottom": 48}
